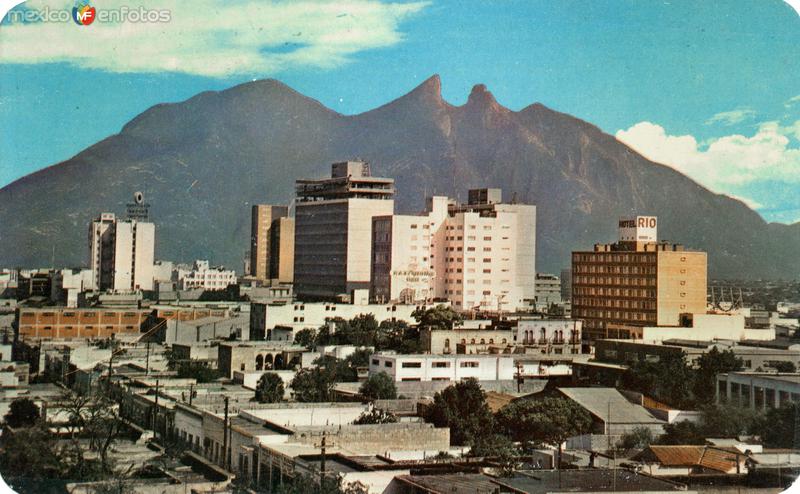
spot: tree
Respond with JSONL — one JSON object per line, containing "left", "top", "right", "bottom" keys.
{"left": 616, "top": 426, "right": 654, "bottom": 452}
{"left": 176, "top": 360, "right": 222, "bottom": 383}
{"left": 657, "top": 420, "right": 705, "bottom": 445}
{"left": 693, "top": 347, "right": 743, "bottom": 405}
{"left": 340, "top": 314, "right": 379, "bottom": 347}
{"left": 773, "top": 361, "right": 797, "bottom": 373}
{"left": 291, "top": 367, "right": 337, "bottom": 402}
{"left": 412, "top": 305, "right": 462, "bottom": 330}
{"left": 376, "top": 319, "right": 421, "bottom": 353}
{"left": 0, "top": 424, "right": 64, "bottom": 485}
{"left": 353, "top": 408, "right": 398, "bottom": 425}
{"left": 255, "top": 373, "right": 285, "bottom": 403}
{"left": 621, "top": 352, "right": 694, "bottom": 408}
{"left": 468, "top": 433, "right": 518, "bottom": 476}
{"left": 495, "top": 397, "right": 592, "bottom": 469}
{"left": 294, "top": 328, "right": 318, "bottom": 350}
{"left": 423, "top": 378, "right": 494, "bottom": 446}
{"left": 756, "top": 402, "right": 799, "bottom": 448}
{"left": 275, "top": 472, "right": 368, "bottom": 494}
{"left": 4, "top": 397, "right": 41, "bottom": 427}
{"left": 698, "top": 403, "right": 759, "bottom": 438}
{"left": 359, "top": 372, "right": 397, "bottom": 400}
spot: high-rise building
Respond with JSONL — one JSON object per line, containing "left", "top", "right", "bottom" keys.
{"left": 88, "top": 212, "right": 155, "bottom": 291}
{"left": 571, "top": 216, "right": 707, "bottom": 342}
{"left": 294, "top": 161, "right": 394, "bottom": 299}
{"left": 534, "top": 273, "right": 562, "bottom": 307}
{"left": 371, "top": 189, "right": 536, "bottom": 311}
{"left": 250, "top": 205, "right": 293, "bottom": 283}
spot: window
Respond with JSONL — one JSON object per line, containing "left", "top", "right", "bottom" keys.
{"left": 432, "top": 362, "right": 451, "bottom": 368}
{"left": 402, "top": 362, "right": 422, "bottom": 368}
{"left": 384, "top": 361, "right": 393, "bottom": 368}
{"left": 372, "top": 359, "right": 379, "bottom": 365}
{"left": 460, "top": 361, "right": 480, "bottom": 368}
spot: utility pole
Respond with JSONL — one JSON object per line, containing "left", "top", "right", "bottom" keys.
{"left": 319, "top": 431, "right": 328, "bottom": 491}
{"left": 153, "top": 378, "right": 160, "bottom": 437}
{"left": 145, "top": 341, "right": 150, "bottom": 375}
{"left": 223, "top": 396, "right": 229, "bottom": 471}
{"left": 189, "top": 383, "right": 194, "bottom": 405}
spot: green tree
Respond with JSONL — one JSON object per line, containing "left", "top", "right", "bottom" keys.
{"left": 344, "top": 348, "right": 373, "bottom": 370}
{"left": 255, "top": 373, "right": 285, "bottom": 403}
{"left": 376, "top": 320, "right": 421, "bottom": 353}
{"left": 3, "top": 397, "right": 40, "bottom": 427}
{"left": 294, "top": 328, "right": 318, "bottom": 350}
{"left": 423, "top": 378, "right": 493, "bottom": 446}
{"left": 291, "top": 367, "right": 337, "bottom": 402}
{"left": 468, "top": 433, "right": 519, "bottom": 476}
{"left": 773, "top": 361, "right": 797, "bottom": 373}
{"left": 275, "top": 472, "right": 368, "bottom": 494}
{"left": 657, "top": 420, "right": 706, "bottom": 445}
{"left": 698, "top": 403, "right": 759, "bottom": 438}
{"left": 756, "top": 402, "right": 799, "bottom": 448}
{"left": 340, "top": 314, "right": 379, "bottom": 347}
{"left": 353, "top": 408, "right": 398, "bottom": 424}
{"left": 412, "top": 305, "right": 462, "bottom": 330}
{"left": 692, "top": 347, "right": 743, "bottom": 405}
{"left": 495, "top": 397, "right": 592, "bottom": 468}
{"left": 359, "top": 372, "right": 397, "bottom": 400}
{"left": 621, "top": 352, "right": 694, "bottom": 408}
{"left": 176, "top": 360, "right": 222, "bottom": 383}
{"left": 615, "top": 426, "right": 654, "bottom": 452}
{"left": 0, "top": 424, "right": 64, "bottom": 484}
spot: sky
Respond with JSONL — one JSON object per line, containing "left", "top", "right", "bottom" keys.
{"left": 1, "top": 0, "right": 799, "bottom": 223}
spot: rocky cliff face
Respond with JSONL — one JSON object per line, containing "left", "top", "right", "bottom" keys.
{"left": 1, "top": 75, "right": 797, "bottom": 278}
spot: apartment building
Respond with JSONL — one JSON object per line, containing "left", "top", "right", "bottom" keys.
{"left": 371, "top": 188, "right": 536, "bottom": 311}
{"left": 88, "top": 212, "right": 155, "bottom": 291}
{"left": 250, "top": 205, "right": 294, "bottom": 284}
{"left": 572, "top": 216, "right": 707, "bottom": 342}
{"left": 368, "top": 353, "right": 515, "bottom": 382}
{"left": 294, "top": 161, "right": 394, "bottom": 300}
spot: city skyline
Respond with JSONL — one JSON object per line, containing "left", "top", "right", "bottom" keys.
{"left": 0, "top": 1, "right": 799, "bottom": 223}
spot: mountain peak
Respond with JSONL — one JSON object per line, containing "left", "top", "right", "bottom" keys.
{"left": 403, "top": 74, "right": 444, "bottom": 103}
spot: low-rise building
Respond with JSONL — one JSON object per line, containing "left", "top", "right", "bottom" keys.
{"left": 15, "top": 306, "right": 149, "bottom": 340}
{"left": 176, "top": 260, "right": 237, "bottom": 291}
{"left": 251, "top": 298, "right": 442, "bottom": 341}
{"left": 717, "top": 372, "right": 800, "bottom": 409}
{"left": 217, "top": 341, "right": 306, "bottom": 378}
{"left": 368, "top": 353, "right": 515, "bottom": 382}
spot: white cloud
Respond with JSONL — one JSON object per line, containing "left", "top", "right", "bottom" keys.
{"left": 0, "top": 0, "right": 428, "bottom": 77}
{"left": 705, "top": 108, "right": 755, "bottom": 126}
{"left": 615, "top": 120, "right": 800, "bottom": 194}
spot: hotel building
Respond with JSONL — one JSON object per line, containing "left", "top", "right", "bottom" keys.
{"left": 293, "top": 161, "right": 394, "bottom": 300}
{"left": 371, "top": 188, "right": 536, "bottom": 311}
{"left": 249, "top": 205, "right": 294, "bottom": 284}
{"left": 88, "top": 213, "right": 155, "bottom": 291}
{"left": 571, "top": 216, "right": 707, "bottom": 342}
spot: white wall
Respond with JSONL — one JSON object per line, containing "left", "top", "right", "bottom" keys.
{"left": 369, "top": 354, "right": 515, "bottom": 382}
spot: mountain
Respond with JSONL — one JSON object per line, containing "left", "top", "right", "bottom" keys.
{"left": 1, "top": 75, "right": 798, "bottom": 279}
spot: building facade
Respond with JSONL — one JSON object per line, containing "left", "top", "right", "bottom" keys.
{"left": 16, "top": 307, "right": 149, "bottom": 340}
{"left": 294, "top": 161, "right": 394, "bottom": 300}
{"left": 176, "top": 260, "right": 237, "bottom": 291}
{"left": 371, "top": 189, "right": 536, "bottom": 311}
{"left": 88, "top": 212, "right": 155, "bottom": 291}
{"left": 250, "top": 205, "right": 294, "bottom": 283}
{"left": 534, "top": 273, "right": 562, "bottom": 308}
{"left": 572, "top": 216, "right": 707, "bottom": 342}
{"left": 368, "top": 353, "right": 515, "bottom": 382}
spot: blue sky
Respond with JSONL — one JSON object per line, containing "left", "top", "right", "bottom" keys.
{"left": 1, "top": 0, "right": 799, "bottom": 222}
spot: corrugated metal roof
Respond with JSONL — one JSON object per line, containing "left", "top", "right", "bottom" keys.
{"left": 484, "top": 391, "right": 516, "bottom": 413}
{"left": 557, "top": 387, "right": 664, "bottom": 425}
{"left": 644, "top": 445, "right": 741, "bottom": 473}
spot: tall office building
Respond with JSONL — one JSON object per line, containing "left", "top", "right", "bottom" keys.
{"left": 249, "top": 205, "right": 293, "bottom": 283}
{"left": 88, "top": 213, "right": 155, "bottom": 291}
{"left": 294, "top": 161, "right": 394, "bottom": 299}
{"left": 371, "top": 188, "right": 536, "bottom": 311}
{"left": 571, "top": 216, "right": 707, "bottom": 342}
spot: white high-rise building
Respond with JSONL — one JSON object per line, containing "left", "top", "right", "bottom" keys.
{"left": 88, "top": 213, "right": 155, "bottom": 291}
{"left": 371, "top": 189, "right": 536, "bottom": 311}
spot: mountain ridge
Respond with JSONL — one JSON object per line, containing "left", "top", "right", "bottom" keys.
{"left": 1, "top": 74, "right": 797, "bottom": 279}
